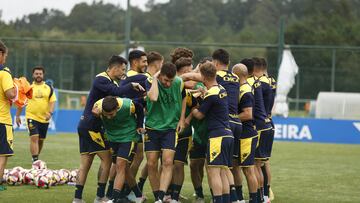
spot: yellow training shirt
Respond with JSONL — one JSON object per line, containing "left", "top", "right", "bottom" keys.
{"left": 26, "top": 82, "right": 57, "bottom": 123}
{"left": 0, "top": 67, "right": 14, "bottom": 125}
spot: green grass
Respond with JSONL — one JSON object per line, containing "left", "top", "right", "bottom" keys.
{"left": 2, "top": 132, "right": 360, "bottom": 203}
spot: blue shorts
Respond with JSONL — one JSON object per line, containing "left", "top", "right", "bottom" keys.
{"left": 207, "top": 129, "right": 234, "bottom": 168}
{"left": 255, "top": 128, "right": 274, "bottom": 160}
{"left": 27, "top": 119, "right": 49, "bottom": 140}
{"left": 144, "top": 129, "right": 177, "bottom": 152}
{"left": 174, "top": 136, "right": 192, "bottom": 163}
{"left": 109, "top": 141, "right": 137, "bottom": 163}
{"left": 78, "top": 127, "right": 110, "bottom": 154}
{"left": 0, "top": 123, "right": 14, "bottom": 156}
{"left": 240, "top": 136, "right": 258, "bottom": 167}
{"left": 229, "top": 118, "right": 242, "bottom": 159}
{"left": 189, "top": 140, "right": 207, "bottom": 160}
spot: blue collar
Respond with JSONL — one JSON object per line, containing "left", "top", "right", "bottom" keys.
{"left": 0, "top": 64, "right": 4, "bottom": 70}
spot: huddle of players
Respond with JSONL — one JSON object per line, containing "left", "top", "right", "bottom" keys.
{"left": 72, "top": 47, "right": 276, "bottom": 203}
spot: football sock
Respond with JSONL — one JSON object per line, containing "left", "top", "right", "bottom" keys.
{"left": 230, "top": 185, "right": 239, "bottom": 202}
{"left": 171, "top": 184, "right": 182, "bottom": 201}
{"left": 131, "top": 185, "right": 143, "bottom": 198}
{"left": 106, "top": 180, "right": 114, "bottom": 198}
{"left": 195, "top": 186, "right": 204, "bottom": 198}
{"left": 75, "top": 184, "right": 84, "bottom": 199}
{"left": 137, "top": 177, "right": 146, "bottom": 192}
{"left": 32, "top": 155, "right": 39, "bottom": 162}
{"left": 236, "top": 185, "right": 244, "bottom": 200}
{"left": 96, "top": 182, "right": 106, "bottom": 198}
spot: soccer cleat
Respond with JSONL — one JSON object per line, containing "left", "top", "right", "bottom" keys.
{"left": 163, "top": 195, "right": 172, "bottom": 203}
{"left": 154, "top": 201, "right": 163, "bottom": 203}
{"left": 238, "top": 200, "right": 246, "bottom": 203}
{"left": 169, "top": 200, "right": 180, "bottom": 203}
{"left": 94, "top": 196, "right": 109, "bottom": 203}
{"left": 179, "top": 194, "right": 188, "bottom": 201}
{"left": 72, "top": 198, "right": 86, "bottom": 203}
{"left": 263, "top": 196, "right": 270, "bottom": 203}
{"left": 134, "top": 196, "right": 146, "bottom": 203}
{"left": 127, "top": 192, "right": 136, "bottom": 202}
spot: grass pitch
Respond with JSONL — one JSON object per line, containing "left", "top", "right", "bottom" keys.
{"left": 1, "top": 132, "right": 360, "bottom": 203}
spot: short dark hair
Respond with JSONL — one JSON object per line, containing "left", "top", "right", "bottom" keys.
{"left": 252, "top": 57, "right": 262, "bottom": 68}
{"left": 170, "top": 47, "right": 194, "bottom": 64}
{"left": 102, "top": 96, "right": 119, "bottom": 113}
{"left": 32, "top": 66, "right": 45, "bottom": 74}
{"left": 260, "top": 57, "right": 267, "bottom": 70}
{"left": 147, "top": 51, "right": 164, "bottom": 64}
{"left": 200, "top": 62, "right": 217, "bottom": 80}
{"left": 128, "top": 50, "right": 146, "bottom": 64}
{"left": 175, "top": 57, "right": 192, "bottom": 72}
{"left": 241, "top": 58, "right": 254, "bottom": 75}
{"left": 0, "top": 41, "right": 7, "bottom": 54}
{"left": 160, "top": 62, "right": 177, "bottom": 78}
{"left": 108, "top": 55, "right": 128, "bottom": 68}
{"left": 212, "top": 49, "right": 230, "bottom": 65}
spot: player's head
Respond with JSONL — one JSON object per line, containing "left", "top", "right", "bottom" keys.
{"left": 260, "top": 57, "right": 268, "bottom": 71}
{"left": 252, "top": 57, "right": 263, "bottom": 76}
{"left": 170, "top": 47, "right": 194, "bottom": 64}
{"left": 147, "top": 51, "right": 164, "bottom": 71}
{"left": 108, "top": 55, "right": 128, "bottom": 80}
{"left": 129, "top": 50, "right": 148, "bottom": 73}
{"left": 232, "top": 63, "right": 248, "bottom": 82}
{"left": 175, "top": 57, "right": 193, "bottom": 76}
{"left": 212, "top": 48, "right": 230, "bottom": 69}
{"left": 0, "top": 41, "right": 8, "bottom": 64}
{"left": 159, "top": 62, "right": 177, "bottom": 88}
{"left": 199, "top": 56, "right": 212, "bottom": 65}
{"left": 102, "top": 96, "right": 119, "bottom": 119}
{"left": 32, "top": 66, "right": 45, "bottom": 83}
{"left": 200, "top": 62, "right": 217, "bottom": 83}
{"left": 240, "top": 58, "right": 254, "bottom": 76}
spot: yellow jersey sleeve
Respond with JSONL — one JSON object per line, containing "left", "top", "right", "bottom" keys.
{"left": 93, "top": 99, "right": 103, "bottom": 112}
{"left": 1, "top": 71, "right": 14, "bottom": 92}
{"left": 130, "top": 101, "right": 135, "bottom": 114}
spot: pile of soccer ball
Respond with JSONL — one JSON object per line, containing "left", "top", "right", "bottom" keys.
{"left": 3, "top": 160, "right": 78, "bottom": 189}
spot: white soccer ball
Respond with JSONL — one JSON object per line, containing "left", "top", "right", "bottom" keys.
{"left": 69, "top": 169, "right": 78, "bottom": 183}
{"left": 58, "top": 169, "right": 70, "bottom": 184}
{"left": 51, "top": 170, "right": 61, "bottom": 186}
{"left": 32, "top": 160, "right": 47, "bottom": 170}
{"left": 35, "top": 175, "right": 51, "bottom": 189}
{"left": 23, "top": 171, "right": 35, "bottom": 185}
{"left": 6, "top": 170, "right": 23, "bottom": 186}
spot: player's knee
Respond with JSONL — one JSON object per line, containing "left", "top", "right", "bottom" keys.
{"left": 30, "top": 136, "right": 39, "bottom": 143}
{"left": 146, "top": 159, "right": 158, "bottom": 170}
{"left": 162, "top": 157, "right": 174, "bottom": 169}
{"left": 115, "top": 159, "right": 127, "bottom": 171}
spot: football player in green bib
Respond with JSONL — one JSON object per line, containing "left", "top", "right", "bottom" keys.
{"left": 144, "top": 62, "right": 187, "bottom": 203}
{"left": 92, "top": 96, "right": 145, "bottom": 203}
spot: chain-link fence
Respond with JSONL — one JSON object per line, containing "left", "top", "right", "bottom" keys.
{"left": 2, "top": 38, "right": 360, "bottom": 114}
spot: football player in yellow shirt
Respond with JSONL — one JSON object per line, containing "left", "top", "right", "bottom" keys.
{"left": 0, "top": 41, "right": 16, "bottom": 191}
{"left": 16, "top": 66, "right": 56, "bottom": 162}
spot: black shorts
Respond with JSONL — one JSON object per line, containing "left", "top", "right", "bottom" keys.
{"left": 240, "top": 136, "right": 258, "bottom": 167}
{"left": 255, "top": 128, "right": 274, "bottom": 160}
{"left": 189, "top": 141, "right": 206, "bottom": 160}
{"left": 144, "top": 129, "right": 177, "bottom": 152}
{"left": 78, "top": 127, "right": 110, "bottom": 154}
{"left": 0, "top": 123, "right": 14, "bottom": 156}
{"left": 109, "top": 141, "right": 137, "bottom": 163}
{"left": 229, "top": 118, "right": 242, "bottom": 159}
{"left": 27, "top": 119, "right": 49, "bottom": 140}
{"left": 207, "top": 135, "right": 234, "bottom": 169}
{"left": 174, "top": 137, "right": 192, "bottom": 163}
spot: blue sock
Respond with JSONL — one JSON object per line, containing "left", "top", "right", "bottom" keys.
{"left": 96, "top": 182, "right": 106, "bottom": 198}
{"left": 171, "top": 184, "right": 182, "bottom": 201}
{"left": 250, "top": 192, "right": 258, "bottom": 203}
{"left": 213, "top": 195, "right": 222, "bottom": 203}
{"left": 230, "top": 185, "right": 239, "bottom": 202}
{"left": 75, "top": 185, "right": 84, "bottom": 199}
{"left": 106, "top": 180, "right": 114, "bottom": 198}
{"left": 222, "top": 193, "right": 230, "bottom": 203}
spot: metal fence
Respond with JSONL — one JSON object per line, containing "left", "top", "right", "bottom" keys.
{"left": 2, "top": 37, "right": 360, "bottom": 113}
